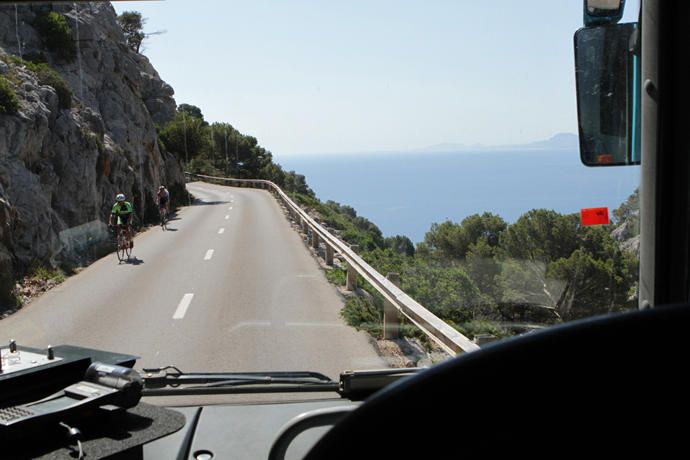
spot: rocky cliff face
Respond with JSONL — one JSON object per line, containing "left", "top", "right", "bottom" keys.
{"left": 0, "top": 3, "right": 183, "bottom": 305}
{"left": 611, "top": 189, "right": 640, "bottom": 257}
{"left": 611, "top": 212, "right": 640, "bottom": 256}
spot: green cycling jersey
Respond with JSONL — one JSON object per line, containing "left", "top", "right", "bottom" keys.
{"left": 111, "top": 201, "right": 133, "bottom": 225}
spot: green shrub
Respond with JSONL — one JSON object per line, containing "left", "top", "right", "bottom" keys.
{"left": 290, "top": 192, "right": 321, "bottom": 209}
{"left": 4, "top": 56, "right": 72, "bottom": 109}
{"left": 450, "top": 319, "right": 507, "bottom": 340}
{"left": 59, "top": 263, "right": 78, "bottom": 276}
{"left": 81, "top": 127, "right": 104, "bottom": 152}
{"left": 340, "top": 296, "right": 382, "bottom": 337}
{"left": 30, "top": 265, "right": 66, "bottom": 283}
{"left": 326, "top": 267, "right": 346, "bottom": 285}
{"left": 0, "top": 76, "right": 19, "bottom": 114}
{"left": 36, "top": 65, "right": 72, "bottom": 108}
{"left": 399, "top": 322, "right": 428, "bottom": 341}
{"left": 188, "top": 157, "right": 224, "bottom": 176}
{"left": 35, "top": 12, "right": 76, "bottom": 60}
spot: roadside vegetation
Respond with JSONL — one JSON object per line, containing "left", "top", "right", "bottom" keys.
{"left": 34, "top": 11, "right": 76, "bottom": 60}
{"left": 0, "top": 75, "right": 19, "bottom": 114}
{"left": 1, "top": 55, "right": 72, "bottom": 109}
{"left": 11, "top": 264, "right": 70, "bottom": 310}
{"left": 165, "top": 96, "right": 641, "bottom": 345}
{"left": 158, "top": 103, "right": 314, "bottom": 196}
{"left": 290, "top": 189, "right": 640, "bottom": 343}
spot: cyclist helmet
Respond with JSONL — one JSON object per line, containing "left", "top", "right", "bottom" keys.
{"left": 116, "top": 193, "right": 125, "bottom": 201}
{"left": 159, "top": 185, "right": 165, "bottom": 190}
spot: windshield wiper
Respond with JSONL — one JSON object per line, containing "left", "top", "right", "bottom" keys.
{"left": 141, "top": 366, "right": 340, "bottom": 396}
{"left": 141, "top": 366, "right": 421, "bottom": 399}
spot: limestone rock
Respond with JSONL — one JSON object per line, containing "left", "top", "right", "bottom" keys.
{"left": 0, "top": 3, "right": 184, "bottom": 307}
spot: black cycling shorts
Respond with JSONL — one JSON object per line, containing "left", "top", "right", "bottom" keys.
{"left": 114, "top": 213, "right": 131, "bottom": 226}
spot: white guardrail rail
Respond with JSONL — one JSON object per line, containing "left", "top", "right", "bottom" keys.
{"left": 185, "top": 173, "right": 480, "bottom": 356}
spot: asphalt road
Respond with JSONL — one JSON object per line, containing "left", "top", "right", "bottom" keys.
{"left": 0, "top": 182, "right": 387, "bottom": 380}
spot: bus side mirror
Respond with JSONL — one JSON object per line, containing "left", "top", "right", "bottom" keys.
{"left": 574, "top": 23, "right": 640, "bottom": 166}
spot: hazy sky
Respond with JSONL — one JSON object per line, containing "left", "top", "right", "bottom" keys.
{"left": 113, "top": 0, "right": 640, "bottom": 155}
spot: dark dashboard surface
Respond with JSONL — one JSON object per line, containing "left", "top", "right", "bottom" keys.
{"left": 145, "top": 399, "right": 356, "bottom": 460}
{"left": 0, "top": 345, "right": 355, "bottom": 459}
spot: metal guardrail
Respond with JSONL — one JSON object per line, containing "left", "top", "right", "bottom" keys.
{"left": 185, "top": 172, "right": 480, "bottom": 356}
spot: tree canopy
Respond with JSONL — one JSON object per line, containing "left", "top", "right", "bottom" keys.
{"left": 423, "top": 212, "right": 507, "bottom": 260}
{"left": 157, "top": 104, "right": 316, "bottom": 197}
{"left": 340, "top": 206, "right": 638, "bottom": 340}
{"left": 35, "top": 11, "right": 76, "bottom": 60}
{"left": 178, "top": 103, "right": 205, "bottom": 122}
{"left": 117, "top": 11, "right": 145, "bottom": 53}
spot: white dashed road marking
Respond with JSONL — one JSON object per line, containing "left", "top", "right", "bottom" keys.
{"left": 227, "top": 321, "right": 272, "bottom": 334}
{"left": 225, "top": 215, "right": 230, "bottom": 220}
{"left": 173, "top": 293, "right": 194, "bottom": 319}
{"left": 204, "top": 249, "right": 214, "bottom": 261}
{"left": 218, "top": 228, "right": 225, "bottom": 234}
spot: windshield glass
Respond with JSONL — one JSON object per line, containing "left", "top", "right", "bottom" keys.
{"left": 0, "top": 1, "right": 640, "bottom": 403}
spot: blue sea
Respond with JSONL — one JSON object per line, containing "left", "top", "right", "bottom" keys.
{"left": 275, "top": 150, "right": 640, "bottom": 244}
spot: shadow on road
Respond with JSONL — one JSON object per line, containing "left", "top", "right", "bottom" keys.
{"left": 126, "top": 257, "right": 144, "bottom": 266}
{"left": 192, "top": 198, "right": 229, "bottom": 206}
{"left": 163, "top": 227, "right": 179, "bottom": 232}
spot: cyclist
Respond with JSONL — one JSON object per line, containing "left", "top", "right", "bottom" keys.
{"left": 109, "top": 193, "right": 134, "bottom": 248}
{"left": 156, "top": 185, "right": 170, "bottom": 221}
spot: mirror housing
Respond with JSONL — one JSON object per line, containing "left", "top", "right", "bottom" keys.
{"left": 574, "top": 22, "right": 640, "bottom": 166}
{"left": 584, "top": 0, "right": 625, "bottom": 26}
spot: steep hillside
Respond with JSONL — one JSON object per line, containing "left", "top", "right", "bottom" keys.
{"left": 0, "top": 3, "right": 183, "bottom": 305}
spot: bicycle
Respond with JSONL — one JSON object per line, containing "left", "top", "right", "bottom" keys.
{"left": 115, "top": 225, "right": 133, "bottom": 262}
{"left": 159, "top": 205, "right": 168, "bottom": 229}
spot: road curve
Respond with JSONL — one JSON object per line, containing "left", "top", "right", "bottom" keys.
{"left": 0, "top": 182, "right": 387, "bottom": 379}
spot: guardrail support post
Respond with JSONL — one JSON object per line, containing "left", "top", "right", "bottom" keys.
{"left": 325, "top": 245, "right": 334, "bottom": 266}
{"left": 384, "top": 273, "right": 401, "bottom": 339}
{"left": 312, "top": 231, "right": 319, "bottom": 250}
{"left": 346, "top": 245, "right": 359, "bottom": 291}
{"left": 346, "top": 264, "right": 357, "bottom": 291}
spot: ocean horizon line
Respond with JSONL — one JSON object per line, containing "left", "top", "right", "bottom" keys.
{"left": 275, "top": 146, "right": 578, "bottom": 160}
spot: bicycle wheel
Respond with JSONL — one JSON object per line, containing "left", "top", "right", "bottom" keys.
{"left": 125, "top": 232, "right": 133, "bottom": 259}
{"left": 116, "top": 233, "right": 126, "bottom": 262}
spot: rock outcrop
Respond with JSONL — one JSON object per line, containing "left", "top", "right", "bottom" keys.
{"left": 611, "top": 212, "right": 640, "bottom": 256}
{"left": 0, "top": 3, "right": 183, "bottom": 305}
